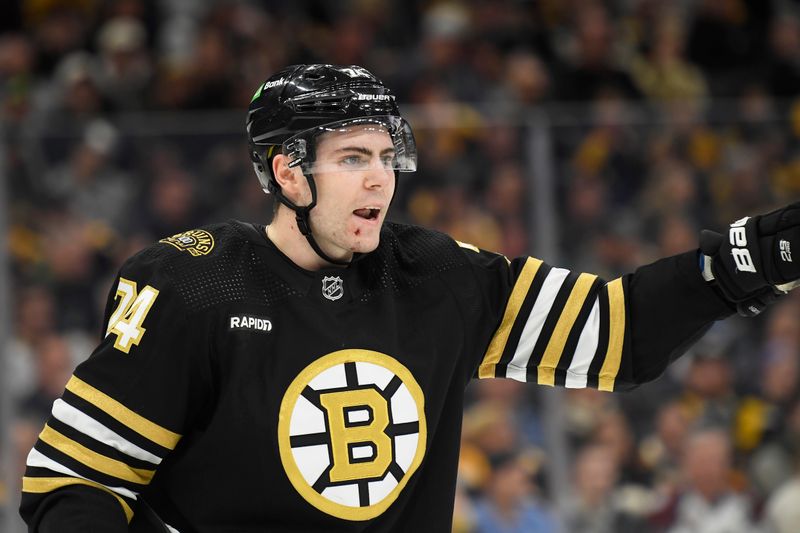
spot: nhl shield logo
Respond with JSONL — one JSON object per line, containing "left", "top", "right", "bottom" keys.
{"left": 321, "top": 276, "right": 344, "bottom": 301}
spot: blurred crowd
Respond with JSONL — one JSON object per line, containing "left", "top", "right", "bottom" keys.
{"left": 3, "top": 0, "right": 800, "bottom": 531}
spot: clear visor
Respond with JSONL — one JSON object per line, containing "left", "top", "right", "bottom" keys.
{"left": 282, "top": 115, "right": 417, "bottom": 174}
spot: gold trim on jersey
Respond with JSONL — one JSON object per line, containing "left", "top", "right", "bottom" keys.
{"left": 38, "top": 424, "right": 155, "bottom": 485}
{"left": 22, "top": 476, "right": 134, "bottom": 522}
{"left": 66, "top": 376, "right": 181, "bottom": 450}
{"left": 537, "top": 273, "right": 598, "bottom": 386}
{"left": 599, "top": 278, "right": 626, "bottom": 391}
{"left": 478, "top": 257, "right": 543, "bottom": 378}
{"left": 455, "top": 240, "right": 480, "bottom": 253}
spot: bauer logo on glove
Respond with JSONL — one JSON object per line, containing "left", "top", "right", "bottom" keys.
{"left": 700, "top": 202, "right": 800, "bottom": 317}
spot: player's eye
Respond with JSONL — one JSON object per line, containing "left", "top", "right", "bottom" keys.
{"left": 381, "top": 155, "right": 396, "bottom": 169}
{"left": 340, "top": 155, "right": 367, "bottom": 168}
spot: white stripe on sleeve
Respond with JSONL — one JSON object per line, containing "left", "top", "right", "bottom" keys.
{"left": 26, "top": 447, "right": 139, "bottom": 500}
{"left": 565, "top": 298, "right": 601, "bottom": 388}
{"left": 506, "top": 268, "right": 571, "bottom": 382}
{"left": 51, "top": 399, "right": 162, "bottom": 465}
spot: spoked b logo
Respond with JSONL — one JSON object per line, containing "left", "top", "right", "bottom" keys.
{"left": 278, "top": 350, "right": 427, "bottom": 521}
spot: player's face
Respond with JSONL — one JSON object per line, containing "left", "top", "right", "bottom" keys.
{"left": 306, "top": 125, "right": 396, "bottom": 260}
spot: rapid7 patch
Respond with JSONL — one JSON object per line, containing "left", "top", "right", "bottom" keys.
{"left": 229, "top": 315, "right": 273, "bottom": 332}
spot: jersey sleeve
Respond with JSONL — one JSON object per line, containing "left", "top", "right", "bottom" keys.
{"left": 20, "top": 249, "right": 214, "bottom": 530}
{"left": 459, "top": 243, "right": 733, "bottom": 391}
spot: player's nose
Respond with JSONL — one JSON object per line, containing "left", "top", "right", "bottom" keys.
{"left": 363, "top": 161, "right": 393, "bottom": 190}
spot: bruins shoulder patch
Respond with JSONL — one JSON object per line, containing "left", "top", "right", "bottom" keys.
{"left": 160, "top": 229, "right": 215, "bottom": 257}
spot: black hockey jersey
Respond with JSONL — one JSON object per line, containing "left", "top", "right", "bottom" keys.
{"left": 20, "top": 220, "right": 732, "bottom": 532}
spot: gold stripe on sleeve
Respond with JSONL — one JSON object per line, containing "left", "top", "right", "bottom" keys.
{"left": 66, "top": 375, "right": 181, "bottom": 450}
{"left": 538, "top": 273, "right": 598, "bottom": 386}
{"left": 38, "top": 424, "right": 155, "bottom": 485}
{"left": 478, "top": 257, "right": 543, "bottom": 379}
{"left": 598, "top": 278, "right": 626, "bottom": 392}
{"left": 22, "top": 476, "right": 134, "bottom": 523}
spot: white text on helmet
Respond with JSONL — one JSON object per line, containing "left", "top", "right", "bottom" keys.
{"left": 263, "top": 78, "right": 286, "bottom": 90}
{"left": 354, "top": 94, "right": 394, "bottom": 101}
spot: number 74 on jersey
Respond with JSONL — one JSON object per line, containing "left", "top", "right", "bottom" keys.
{"left": 106, "top": 278, "right": 160, "bottom": 354}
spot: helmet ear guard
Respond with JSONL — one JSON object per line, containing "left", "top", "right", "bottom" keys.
{"left": 250, "top": 145, "right": 283, "bottom": 195}
{"left": 250, "top": 149, "right": 271, "bottom": 194}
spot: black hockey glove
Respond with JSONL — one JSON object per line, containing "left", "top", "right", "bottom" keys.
{"left": 699, "top": 202, "right": 800, "bottom": 317}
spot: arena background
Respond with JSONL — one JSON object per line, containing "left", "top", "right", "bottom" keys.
{"left": 2, "top": 1, "right": 800, "bottom": 531}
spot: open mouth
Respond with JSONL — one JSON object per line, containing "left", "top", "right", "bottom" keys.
{"left": 353, "top": 208, "right": 381, "bottom": 221}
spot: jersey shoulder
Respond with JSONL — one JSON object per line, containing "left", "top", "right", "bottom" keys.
{"left": 379, "top": 222, "right": 470, "bottom": 271}
{"left": 379, "top": 221, "right": 506, "bottom": 269}
{"left": 122, "top": 221, "right": 296, "bottom": 312}
{"left": 357, "top": 223, "right": 472, "bottom": 300}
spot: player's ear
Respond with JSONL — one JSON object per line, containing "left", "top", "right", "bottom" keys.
{"left": 272, "top": 154, "right": 309, "bottom": 204}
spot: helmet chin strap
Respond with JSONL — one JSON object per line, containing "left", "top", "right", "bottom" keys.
{"left": 275, "top": 172, "right": 353, "bottom": 267}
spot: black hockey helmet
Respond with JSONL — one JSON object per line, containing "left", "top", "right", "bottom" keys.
{"left": 246, "top": 64, "right": 417, "bottom": 265}
{"left": 247, "top": 64, "right": 416, "bottom": 195}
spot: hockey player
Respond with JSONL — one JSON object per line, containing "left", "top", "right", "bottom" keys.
{"left": 19, "top": 64, "right": 800, "bottom": 532}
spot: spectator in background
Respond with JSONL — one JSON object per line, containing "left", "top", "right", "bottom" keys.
{"left": 42, "top": 120, "right": 135, "bottom": 232}
{"left": 562, "top": 388, "right": 618, "bottom": 445}
{"left": 761, "top": 438, "right": 800, "bottom": 533}
{"left": 631, "top": 9, "right": 708, "bottom": 104}
{"left": 96, "top": 16, "right": 152, "bottom": 111}
{"left": 38, "top": 214, "right": 106, "bottom": 332}
{"left": 709, "top": 144, "right": 775, "bottom": 223}
{"left": 590, "top": 409, "right": 650, "bottom": 486}
{"left": 470, "top": 378, "right": 544, "bottom": 449}
{"left": 415, "top": 2, "right": 481, "bottom": 102}
{"left": 182, "top": 24, "right": 237, "bottom": 109}
{"left": 138, "top": 146, "right": 201, "bottom": 239}
{"left": 483, "top": 162, "right": 530, "bottom": 257}
{"left": 490, "top": 50, "right": 551, "bottom": 111}
{"left": 686, "top": 0, "right": 771, "bottom": 96}
{"left": 656, "top": 214, "right": 698, "bottom": 258}
{"left": 436, "top": 184, "right": 503, "bottom": 253}
{"left": 679, "top": 352, "right": 739, "bottom": 430}
{"left": 472, "top": 451, "right": 560, "bottom": 533}
{"left": 49, "top": 52, "right": 108, "bottom": 123}
{"left": 7, "top": 287, "right": 56, "bottom": 405}
{"left": 654, "top": 428, "right": 756, "bottom": 533}
{"left": 25, "top": 0, "right": 96, "bottom": 75}
{"left": 18, "top": 334, "right": 76, "bottom": 424}
{"left": 641, "top": 158, "right": 708, "bottom": 258}
{"left": 0, "top": 32, "right": 37, "bottom": 117}
{"left": 765, "top": 12, "right": 800, "bottom": 100}
{"left": 557, "top": 3, "right": 641, "bottom": 102}
{"left": 736, "top": 300, "right": 800, "bottom": 495}
{"left": 638, "top": 401, "right": 693, "bottom": 491}
{"left": 564, "top": 444, "right": 646, "bottom": 533}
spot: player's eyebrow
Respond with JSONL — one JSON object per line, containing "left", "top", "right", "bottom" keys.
{"left": 333, "top": 146, "right": 396, "bottom": 156}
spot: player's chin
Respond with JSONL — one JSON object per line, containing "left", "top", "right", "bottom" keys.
{"left": 348, "top": 218, "right": 383, "bottom": 253}
{"left": 347, "top": 229, "right": 382, "bottom": 254}
{"left": 349, "top": 235, "right": 381, "bottom": 254}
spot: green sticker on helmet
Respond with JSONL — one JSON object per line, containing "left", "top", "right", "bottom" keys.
{"left": 251, "top": 78, "right": 287, "bottom": 103}
{"left": 251, "top": 83, "right": 264, "bottom": 103}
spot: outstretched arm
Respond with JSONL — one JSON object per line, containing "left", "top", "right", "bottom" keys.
{"left": 463, "top": 202, "right": 800, "bottom": 391}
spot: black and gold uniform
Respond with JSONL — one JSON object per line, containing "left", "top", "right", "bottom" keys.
{"left": 20, "top": 220, "right": 731, "bottom": 532}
